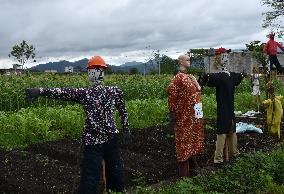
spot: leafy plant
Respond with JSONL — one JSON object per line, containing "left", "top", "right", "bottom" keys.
{"left": 245, "top": 41, "right": 267, "bottom": 67}
{"left": 135, "top": 145, "right": 284, "bottom": 194}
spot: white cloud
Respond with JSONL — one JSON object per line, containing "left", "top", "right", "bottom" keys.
{"left": 0, "top": 0, "right": 276, "bottom": 68}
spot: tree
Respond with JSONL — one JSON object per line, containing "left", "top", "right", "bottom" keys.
{"left": 12, "top": 64, "right": 21, "bottom": 73}
{"left": 187, "top": 48, "right": 208, "bottom": 74}
{"left": 262, "top": 0, "right": 284, "bottom": 37}
{"left": 104, "top": 66, "right": 114, "bottom": 75}
{"left": 245, "top": 41, "right": 267, "bottom": 67}
{"left": 129, "top": 67, "right": 139, "bottom": 74}
{"left": 152, "top": 50, "right": 177, "bottom": 75}
{"left": 159, "top": 55, "right": 177, "bottom": 74}
{"left": 74, "top": 65, "right": 83, "bottom": 72}
{"left": 187, "top": 48, "right": 209, "bottom": 58}
{"left": 8, "top": 40, "right": 36, "bottom": 70}
{"left": 187, "top": 48, "right": 209, "bottom": 66}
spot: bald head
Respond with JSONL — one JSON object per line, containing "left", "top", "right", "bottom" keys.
{"left": 178, "top": 54, "right": 190, "bottom": 71}
{"left": 178, "top": 54, "right": 190, "bottom": 64}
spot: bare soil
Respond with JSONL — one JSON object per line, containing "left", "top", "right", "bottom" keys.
{"left": 0, "top": 116, "right": 283, "bottom": 194}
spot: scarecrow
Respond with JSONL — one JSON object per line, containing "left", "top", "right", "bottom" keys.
{"left": 198, "top": 47, "right": 246, "bottom": 164}
{"left": 263, "top": 32, "right": 284, "bottom": 74}
{"left": 251, "top": 66, "right": 263, "bottom": 112}
{"left": 26, "top": 56, "right": 131, "bottom": 194}
{"left": 168, "top": 54, "right": 204, "bottom": 177}
{"left": 262, "top": 82, "right": 283, "bottom": 139}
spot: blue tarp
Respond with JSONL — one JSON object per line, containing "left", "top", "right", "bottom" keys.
{"left": 236, "top": 122, "right": 263, "bottom": 134}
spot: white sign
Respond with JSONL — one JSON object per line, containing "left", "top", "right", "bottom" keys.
{"left": 194, "top": 103, "right": 203, "bottom": 119}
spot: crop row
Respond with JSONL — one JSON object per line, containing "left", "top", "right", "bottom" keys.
{"left": 0, "top": 73, "right": 275, "bottom": 112}
{"left": 0, "top": 93, "right": 258, "bottom": 150}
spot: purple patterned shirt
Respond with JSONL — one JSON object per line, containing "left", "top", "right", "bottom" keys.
{"left": 39, "top": 84, "right": 129, "bottom": 145}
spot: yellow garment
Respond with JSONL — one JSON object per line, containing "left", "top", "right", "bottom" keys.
{"left": 262, "top": 96, "right": 283, "bottom": 139}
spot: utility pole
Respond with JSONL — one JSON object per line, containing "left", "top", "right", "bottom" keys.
{"left": 157, "top": 49, "right": 161, "bottom": 75}
{"left": 208, "top": 48, "right": 215, "bottom": 73}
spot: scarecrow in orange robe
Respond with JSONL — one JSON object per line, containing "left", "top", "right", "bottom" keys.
{"left": 167, "top": 54, "right": 204, "bottom": 177}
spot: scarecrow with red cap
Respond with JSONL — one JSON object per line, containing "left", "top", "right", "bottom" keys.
{"left": 26, "top": 56, "right": 131, "bottom": 194}
{"left": 263, "top": 32, "right": 284, "bottom": 73}
{"left": 198, "top": 48, "right": 245, "bottom": 164}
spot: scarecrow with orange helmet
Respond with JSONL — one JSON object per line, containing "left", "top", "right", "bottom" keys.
{"left": 198, "top": 48, "right": 245, "bottom": 165}
{"left": 263, "top": 32, "right": 284, "bottom": 73}
{"left": 26, "top": 56, "right": 130, "bottom": 194}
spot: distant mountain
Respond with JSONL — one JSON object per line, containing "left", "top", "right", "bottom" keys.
{"left": 29, "top": 56, "right": 204, "bottom": 74}
{"left": 30, "top": 59, "right": 89, "bottom": 72}
{"left": 120, "top": 61, "right": 143, "bottom": 67}
{"left": 110, "top": 59, "right": 157, "bottom": 74}
{"left": 29, "top": 58, "right": 158, "bottom": 74}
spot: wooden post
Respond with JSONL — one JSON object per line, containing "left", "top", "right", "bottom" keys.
{"left": 225, "top": 141, "right": 229, "bottom": 161}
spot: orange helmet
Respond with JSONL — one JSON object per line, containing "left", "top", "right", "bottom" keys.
{"left": 87, "top": 56, "right": 107, "bottom": 69}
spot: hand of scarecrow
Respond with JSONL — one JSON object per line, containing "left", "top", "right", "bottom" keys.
{"left": 197, "top": 74, "right": 203, "bottom": 85}
{"left": 197, "top": 73, "right": 208, "bottom": 87}
{"left": 25, "top": 88, "right": 40, "bottom": 101}
{"left": 168, "top": 111, "right": 176, "bottom": 129}
{"left": 261, "top": 101, "right": 268, "bottom": 108}
{"left": 242, "top": 72, "right": 248, "bottom": 78}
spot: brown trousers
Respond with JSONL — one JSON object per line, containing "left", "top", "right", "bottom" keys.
{"left": 177, "top": 160, "right": 189, "bottom": 177}
{"left": 214, "top": 132, "right": 238, "bottom": 163}
{"left": 177, "top": 157, "right": 200, "bottom": 177}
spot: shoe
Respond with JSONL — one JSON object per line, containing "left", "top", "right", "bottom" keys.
{"left": 188, "top": 168, "right": 204, "bottom": 177}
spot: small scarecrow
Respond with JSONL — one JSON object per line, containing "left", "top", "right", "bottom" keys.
{"left": 251, "top": 66, "right": 263, "bottom": 112}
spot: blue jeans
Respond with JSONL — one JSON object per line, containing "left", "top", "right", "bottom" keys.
{"left": 78, "top": 136, "right": 124, "bottom": 194}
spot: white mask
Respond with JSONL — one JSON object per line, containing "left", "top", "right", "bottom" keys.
{"left": 220, "top": 53, "right": 228, "bottom": 67}
{"left": 218, "top": 52, "right": 229, "bottom": 73}
{"left": 88, "top": 68, "right": 104, "bottom": 85}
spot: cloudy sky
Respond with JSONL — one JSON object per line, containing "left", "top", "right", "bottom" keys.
{"left": 0, "top": 0, "right": 274, "bottom": 68}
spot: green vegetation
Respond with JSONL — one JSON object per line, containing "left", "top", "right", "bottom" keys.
{"left": 2, "top": 73, "right": 282, "bottom": 112}
{"left": 136, "top": 145, "right": 284, "bottom": 194}
{"left": 1, "top": 73, "right": 283, "bottom": 149}
{"left": 245, "top": 41, "right": 267, "bottom": 67}
{"left": 0, "top": 99, "right": 168, "bottom": 149}
{"left": 0, "top": 105, "right": 83, "bottom": 149}
{"left": 0, "top": 74, "right": 171, "bottom": 111}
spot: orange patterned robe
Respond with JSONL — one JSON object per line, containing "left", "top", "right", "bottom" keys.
{"left": 167, "top": 72, "right": 204, "bottom": 162}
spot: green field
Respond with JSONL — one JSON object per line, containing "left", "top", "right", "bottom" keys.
{"left": 1, "top": 73, "right": 283, "bottom": 149}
